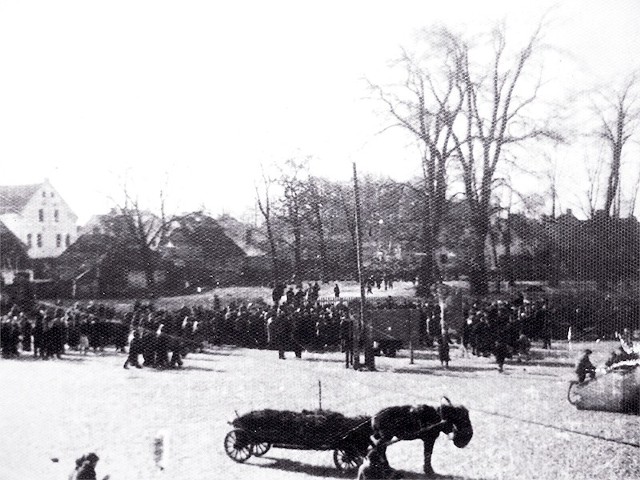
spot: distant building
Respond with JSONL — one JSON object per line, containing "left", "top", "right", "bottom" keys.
{"left": 0, "top": 179, "right": 78, "bottom": 259}
{"left": 0, "top": 220, "right": 31, "bottom": 284}
{"left": 215, "top": 214, "right": 270, "bottom": 281}
{"left": 160, "top": 212, "right": 246, "bottom": 286}
{"left": 55, "top": 233, "right": 169, "bottom": 298}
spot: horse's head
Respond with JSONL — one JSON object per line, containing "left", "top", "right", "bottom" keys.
{"left": 439, "top": 397, "right": 473, "bottom": 448}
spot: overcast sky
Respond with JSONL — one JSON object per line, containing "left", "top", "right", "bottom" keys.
{"left": 1, "top": 0, "right": 639, "bottom": 223}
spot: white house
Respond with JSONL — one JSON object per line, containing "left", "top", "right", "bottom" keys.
{"left": 0, "top": 179, "right": 78, "bottom": 259}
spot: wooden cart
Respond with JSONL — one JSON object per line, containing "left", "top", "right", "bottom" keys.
{"left": 223, "top": 409, "right": 372, "bottom": 472}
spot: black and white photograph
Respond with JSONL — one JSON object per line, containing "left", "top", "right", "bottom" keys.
{"left": 0, "top": 1, "right": 639, "bottom": 479}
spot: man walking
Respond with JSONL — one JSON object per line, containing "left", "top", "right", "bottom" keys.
{"left": 123, "top": 330, "right": 143, "bottom": 369}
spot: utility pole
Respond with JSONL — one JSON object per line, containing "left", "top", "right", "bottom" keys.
{"left": 352, "top": 162, "right": 375, "bottom": 370}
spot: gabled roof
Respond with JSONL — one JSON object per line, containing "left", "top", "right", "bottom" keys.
{"left": 56, "top": 233, "right": 166, "bottom": 280}
{"left": 216, "top": 214, "right": 266, "bottom": 257}
{"left": 0, "top": 184, "right": 41, "bottom": 215}
{"left": 165, "top": 213, "right": 247, "bottom": 261}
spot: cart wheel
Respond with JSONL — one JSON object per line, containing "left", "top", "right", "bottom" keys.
{"left": 251, "top": 442, "right": 271, "bottom": 457}
{"left": 224, "top": 429, "right": 253, "bottom": 463}
{"left": 567, "top": 381, "right": 582, "bottom": 407}
{"left": 333, "top": 447, "right": 363, "bottom": 471}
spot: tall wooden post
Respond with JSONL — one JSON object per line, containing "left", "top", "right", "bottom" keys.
{"left": 353, "top": 162, "right": 375, "bottom": 370}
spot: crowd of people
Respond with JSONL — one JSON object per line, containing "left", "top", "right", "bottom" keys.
{"left": 0, "top": 302, "right": 128, "bottom": 361}
{"left": 3, "top": 283, "right": 633, "bottom": 377}
{"left": 0, "top": 288, "right": 360, "bottom": 365}
{"left": 458, "top": 294, "right": 551, "bottom": 371}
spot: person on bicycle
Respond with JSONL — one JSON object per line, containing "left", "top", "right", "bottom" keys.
{"left": 575, "top": 349, "right": 596, "bottom": 383}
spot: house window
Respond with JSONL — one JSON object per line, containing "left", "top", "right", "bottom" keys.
{"left": 38, "top": 209, "right": 44, "bottom": 222}
{"left": 27, "top": 234, "right": 32, "bottom": 248}
{"left": 56, "top": 234, "right": 62, "bottom": 248}
{"left": 54, "top": 210, "right": 59, "bottom": 222}
{"left": 65, "top": 234, "right": 71, "bottom": 247}
{"left": 37, "top": 234, "right": 42, "bottom": 248}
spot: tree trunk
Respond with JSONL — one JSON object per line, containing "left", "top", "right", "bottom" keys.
{"left": 416, "top": 216, "right": 438, "bottom": 297}
{"left": 293, "top": 218, "right": 302, "bottom": 282}
{"left": 469, "top": 215, "right": 489, "bottom": 295}
{"left": 142, "top": 250, "right": 156, "bottom": 295}
{"left": 314, "top": 202, "right": 328, "bottom": 282}
{"left": 264, "top": 218, "right": 279, "bottom": 284}
{"left": 604, "top": 109, "right": 625, "bottom": 217}
{"left": 503, "top": 221, "right": 514, "bottom": 288}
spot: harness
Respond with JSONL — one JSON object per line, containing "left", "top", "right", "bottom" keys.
{"left": 422, "top": 406, "right": 450, "bottom": 437}
{"left": 376, "top": 407, "right": 449, "bottom": 448}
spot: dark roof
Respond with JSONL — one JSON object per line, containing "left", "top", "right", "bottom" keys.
{"left": 56, "top": 233, "right": 167, "bottom": 281}
{"left": 216, "top": 214, "right": 266, "bottom": 257}
{"left": 0, "top": 184, "right": 41, "bottom": 214}
{"left": 164, "top": 213, "right": 247, "bottom": 263}
{"left": 0, "top": 220, "right": 29, "bottom": 268}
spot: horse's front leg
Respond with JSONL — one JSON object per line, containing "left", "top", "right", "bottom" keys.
{"left": 377, "top": 441, "right": 390, "bottom": 469}
{"left": 422, "top": 433, "right": 438, "bottom": 477}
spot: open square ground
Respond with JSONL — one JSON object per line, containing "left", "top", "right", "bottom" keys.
{"left": 1, "top": 341, "right": 638, "bottom": 480}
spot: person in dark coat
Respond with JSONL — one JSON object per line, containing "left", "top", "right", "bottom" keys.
{"left": 271, "top": 309, "right": 288, "bottom": 359}
{"left": 333, "top": 283, "right": 340, "bottom": 299}
{"left": 290, "top": 309, "right": 303, "bottom": 358}
{"left": 70, "top": 452, "right": 109, "bottom": 480}
{"left": 575, "top": 349, "right": 596, "bottom": 383}
{"left": 339, "top": 315, "right": 354, "bottom": 368}
{"left": 285, "top": 287, "right": 295, "bottom": 305}
{"left": 141, "top": 320, "right": 157, "bottom": 367}
{"left": 437, "top": 334, "right": 450, "bottom": 368}
{"left": 20, "top": 315, "right": 32, "bottom": 352}
{"left": 155, "top": 324, "right": 169, "bottom": 368}
{"left": 494, "top": 340, "right": 510, "bottom": 373}
{"left": 272, "top": 283, "right": 285, "bottom": 307}
{"left": 123, "top": 330, "right": 143, "bottom": 369}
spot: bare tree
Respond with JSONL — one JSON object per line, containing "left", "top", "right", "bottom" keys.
{"left": 110, "top": 186, "right": 173, "bottom": 293}
{"left": 592, "top": 75, "right": 640, "bottom": 217}
{"left": 451, "top": 23, "right": 561, "bottom": 294}
{"left": 307, "top": 177, "right": 329, "bottom": 281}
{"left": 630, "top": 168, "right": 640, "bottom": 218}
{"left": 578, "top": 149, "right": 606, "bottom": 219}
{"left": 255, "top": 164, "right": 280, "bottom": 284}
{"left": 277, "top": 158, "right": 310, "bottom": 283}
{"left": 370, "top": 27, "right": 465, "bottom": 294}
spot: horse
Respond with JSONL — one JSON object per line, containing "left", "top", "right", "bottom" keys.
{"left": 369, "top": 397, "right": 473, "bottom": 477}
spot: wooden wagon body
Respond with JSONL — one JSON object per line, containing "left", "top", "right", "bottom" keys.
{"left": 223, "top": 409, "right": 372, "bottom": 471}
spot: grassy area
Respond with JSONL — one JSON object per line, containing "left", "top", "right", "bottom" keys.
{"left": 69, "top": 281, "right": 420, "bottom": 311}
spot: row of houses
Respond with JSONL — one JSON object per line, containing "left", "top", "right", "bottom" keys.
{"left": 0, "top": 180, "right": 270, "bottom": 298}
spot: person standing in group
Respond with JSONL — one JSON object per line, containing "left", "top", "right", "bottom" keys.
{"left": 437, "top": 334, "right": 450, "bottom": 369}
{"left": 271, "top": 308, "right": 288, "bottom": 360}
{"left": 494, "top": 339, "right": 510, "bottom": 373}
{"left": 271, "top": 283, "right": 285, "bottom": 307}
{"left": 340, "top": 314, "right": 354, "bottom": 368}
{"left": 123, "top": 330, "right": 143, "bottom": 369}
{"left": 20, "top": 314, "right": 32, "bottom": 352}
